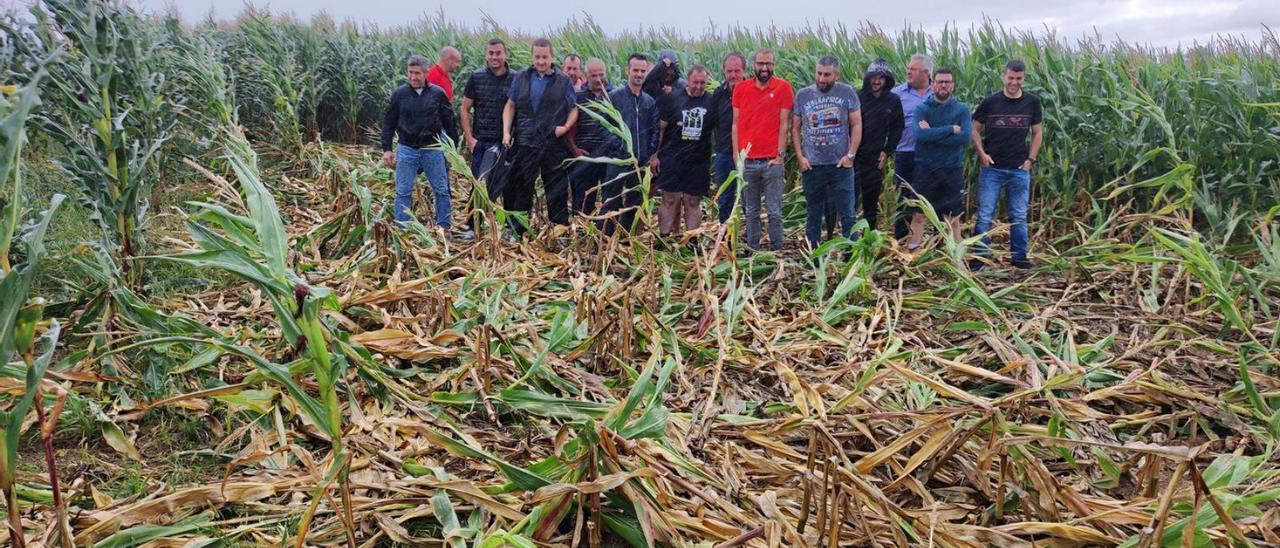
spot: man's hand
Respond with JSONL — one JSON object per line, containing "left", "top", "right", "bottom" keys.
{"left": 648, "top": 155, "right": 661, "bottom": 175}
{"left": 797, "top": 155, "right": 811, "bottom": 172}
{"left": 465, "top": 135, "right": 478, "bottom": 152}
{"left": 918, "top": 120, "right": 930, "bottom": 129}
{"left": 571, "top": 146, "right": 588, "bottom": 158}
{"left": 979, "top": 152, "right": 994, "bottom": 167}
{"left": 554, "top": 125, "right": 568, "bottom": 138}
{"left": 837, "top": 155, "right": 853, "bottom": 169}
{"left": 951, "top": 125, "right": 961, "bottom": 134}
{"left": 768, "top": 155, "right": 786, "bottom": 167}
{"left": 877, "top": 151, "right": 887, "bottom": 169}
{"left": 502, "top": 132, "right": 513, "bottom": 148}
{"left": 1020, "top": 159, "right": 1033, "bottom": 171}
{"left": 382, "top": 150, "right": 395, "bottom": 168}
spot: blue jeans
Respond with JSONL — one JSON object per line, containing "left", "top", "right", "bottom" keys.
{"left": 713, "top": 151, "right": 737, "bottom": 223}
{"left": 394, "top": 145, "right": 452, "bottom": 228}
{"left": 801, "top": 165, "right": 857, "bottom": 248}
{"left": 975, "top": 166, "right": 1031, "bottom": 260}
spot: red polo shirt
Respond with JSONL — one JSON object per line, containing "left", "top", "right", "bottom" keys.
{"left": 427, "top": 64, "right": 454, "bottom": 101}
{"left": 732, "top": 76, "right": 794, "bottom": 159}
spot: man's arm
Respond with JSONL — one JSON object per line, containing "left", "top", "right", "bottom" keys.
{"left": 884, "top": 98, "right": 904, "bottom": 156}
{"left": 439, "top": 93, "right": 459, "bottom": 144}
{"left": 731, "top": 107, "right": 741, "bottom": 158}
{"left": 381, "top": 89, "right": 399, "bottom": 166}
{"left": 557, "top": 106, "right": 578, "bottom": 137}
{"left": 645, "top": 101, "right": 659, "bottom": 159}
{"left": 843, "top": 110, "right": 862, "bottom": 167}
{"left": 460, "top": 96, "right": 476, "bottom": 150}
{"left": 1024, "top": 123, "right": 1043, "bottom": 170}
{"left": 502, "top": 99, "right": 515, "bottom": 147}
{"left": 772, "top": 108, "right": 791, "bottom": 165}
{"left": 971, "top": 120, "right": 991, "bottom": 166}
{"left": 948, "top": 113, "right": 973, "bottom": 147}
{"left": 791, "top": 112, "right": 808, "bottom": 171}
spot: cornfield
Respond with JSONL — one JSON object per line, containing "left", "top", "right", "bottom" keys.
{"left": 2, "top": 0, "right": 1280, "bottom": 546}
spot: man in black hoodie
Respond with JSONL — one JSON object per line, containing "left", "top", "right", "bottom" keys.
{"left": 642, "top": 49, "right": 685, "bottom": 100}
{"left": 855, "top": 59, "right": 904, "bottom": 232}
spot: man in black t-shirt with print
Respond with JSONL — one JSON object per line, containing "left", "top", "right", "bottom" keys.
{"left": 652, "top": 64, "right": 717, "bottom": 239}
{"left": 970, "top": 59, "right": 1043, "bottom": 270}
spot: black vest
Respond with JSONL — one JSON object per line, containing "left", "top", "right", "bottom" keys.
{"left": 466, "top": 65, "right": 513, "bottom": 142}
{"left": 511, "top": 68, "right": 572, "bottom": 150}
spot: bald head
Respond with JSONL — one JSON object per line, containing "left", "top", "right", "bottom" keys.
{"left": 585, "top": 57, "right": 608, "bottom": 94}
{"left": 438, "top": 46, "right": 462, "bottom": 72}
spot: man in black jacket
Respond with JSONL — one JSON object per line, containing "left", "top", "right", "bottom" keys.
{"left": 461, "top": 38, "right": 514, "bottom": 179}
{"left": 855, "top": 59, "right": 904, "bottom": 232}
{"left": 382, "top": 54, "right": 459, "bottom": 228}
{"left": 600, "top": 53, "right": 659, "bottom": 237}
{"left": 501, "top": 38, "right": 579, "bottom": 235}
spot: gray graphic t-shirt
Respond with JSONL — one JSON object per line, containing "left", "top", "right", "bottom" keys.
{"left": 794, "top": 82, "right": 860, "bottom": 166}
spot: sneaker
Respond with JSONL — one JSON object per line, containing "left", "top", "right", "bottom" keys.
{"left": 967, "top": 258, "right": 986, "bottom": 272}
{"left": 1011, "top": 258, "right": 1034, "bottom": 270}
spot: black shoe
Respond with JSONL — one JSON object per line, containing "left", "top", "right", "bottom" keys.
{"left": 1011, "top": 258, "right": 1033, "bottom": 270}
{"left": 967, "top": 258, "right": 985, "bottom": 272}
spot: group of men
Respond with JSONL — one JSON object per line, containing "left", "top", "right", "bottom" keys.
{"left": 380, "top": 38, "right": 1043, "bottom": 268}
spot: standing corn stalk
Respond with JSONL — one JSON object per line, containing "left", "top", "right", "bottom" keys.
{"left": 0, "top": 74, "right": 68, "bottom": 548}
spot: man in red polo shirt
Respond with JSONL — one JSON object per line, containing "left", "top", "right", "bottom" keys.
{"left": 732, "top": 48, "right": 794, "bottom": 252}
{"left": 428, "top": 46, "right": 462, "bottom": 101}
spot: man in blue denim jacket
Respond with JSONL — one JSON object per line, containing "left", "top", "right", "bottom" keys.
{"left": 970, "top": 60, "right": 1044, "bottom": 270}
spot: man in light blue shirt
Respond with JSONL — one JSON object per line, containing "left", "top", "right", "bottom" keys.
{"left": 890, "top": 53, "right": 933, "bottom": 239}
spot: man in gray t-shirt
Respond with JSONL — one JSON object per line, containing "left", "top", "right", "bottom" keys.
{"left": 791, "top": 56, "right": 863, "bottom": 247}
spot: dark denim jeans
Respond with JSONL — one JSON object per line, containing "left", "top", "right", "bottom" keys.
{"left": 801, "top": 165, "right": 857, "bottom": 247}
{"left": 975, "top": 166, "right": 1031, "bottom": 260}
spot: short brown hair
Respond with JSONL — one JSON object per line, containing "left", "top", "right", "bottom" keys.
{"left": 531, "top": 37, "right": 552, "bottom": 51}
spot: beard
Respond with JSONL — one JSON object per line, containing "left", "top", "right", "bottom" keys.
{"left": 755, "top": 69, "right": 772, "bottom": 83}
{"left": 934, "top": 89, "right": 952, "bottom": 101}
{"left": 817, "top": 81, "right": 834, "bottom": 93}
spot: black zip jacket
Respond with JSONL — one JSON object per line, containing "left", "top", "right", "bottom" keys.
{"left": 855, "top": 75, "right": 904, "bottom": 165}
{"left": 382, "top": 83, "right": 458, "bottom": 151}
{"left": 608, "top": 86, "right": 659, "bottom": 160}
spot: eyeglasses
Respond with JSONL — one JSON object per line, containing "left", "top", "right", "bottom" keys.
{"left": 935, "top": 80, "right": 955, "bottom": 85}
{"left": 755, "top": 62, "right": 775, "bottom": 67}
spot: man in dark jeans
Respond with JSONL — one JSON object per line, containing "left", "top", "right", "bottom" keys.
{"left": 566, "top": 57, "right": 612, "bottom": 216}
{"left": 461, "top": 38, "right": 513, "bottom": 179}
{"left": 854, "top": 58, "right": 904, "bottom": 233}
{"left": 905, "top": 68, "right": 970, "bottom": 249}
{"left": 891, "top": 54, "right": 933, "bottom": 239}
{"left": 792, "top": 55, "right": 862, "bottom": 248}
{"left": 971, "top": 59, "right": 1043, "bottom": 270}
{"left": 712, "top": 52, "right": 746, "bottom": 223}
{"left": 501, "top": 38, "right": 579, "bottom": 236}
{"left": 599, "top": 53, "right": 659, "bottom": 237}
{"left": 381, "top": 54, "right": 458, "bottom": 229}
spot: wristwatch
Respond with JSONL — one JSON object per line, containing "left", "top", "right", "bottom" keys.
{"left": 846, "top": 152, "right": 856, "bottom": 160}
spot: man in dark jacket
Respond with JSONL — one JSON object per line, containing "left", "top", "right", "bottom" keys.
{"left": 501, "top": 38, "right": 579, "bottom": 236}
{"left": 566, "top": 57, "right": 612, "bottom": 215}
{"left": 461, "top": 38, "right": 514, "bottom": 178}
{"left": 382, "top": 54, "right": 459, "bottom": 228}
{"left": 642, "top": 49, "right": 685, "bottom": 100}
{"left": 712, "top": 52, "right": 746, "bottom": 223}
{"left": 855, "top": 59, "right": 904, "bottom": 232}
{"left": 600, "top": 53, "right": 660, "bottom": 236}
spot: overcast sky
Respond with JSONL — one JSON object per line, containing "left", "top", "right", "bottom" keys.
{"left": 110, "top": 0, "right": 1280, "bottom": 48}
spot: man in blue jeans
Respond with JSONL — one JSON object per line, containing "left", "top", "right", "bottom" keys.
{"left": 711, "top": 52, "right": 745, "bottom": 223}
{"left": 971, "top": 59, "right": 1043, "bottom": 270}
{"left": 792, "top": 55, "right": 863, "bottom": 248}
{"left": 381, "top": 54, "right": 459, "bottom": 228}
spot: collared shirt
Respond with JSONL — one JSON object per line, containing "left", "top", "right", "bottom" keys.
{"left": 892, "top": 82, "right": 932, "bottom": 152}
{"left": 573, "top": 85, "right": 614, "bottom": 153}
{"left": 511, "top": 69, "right": 577, "bottom": 115}
{"left": 428, "top": 64, "right": 454, "bottom": 101}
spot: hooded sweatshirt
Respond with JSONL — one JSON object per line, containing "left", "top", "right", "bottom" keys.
{"left": 642, "top": 49, "right": 686, "bottom": 99}
{"left": 856, "top": 59, "right": 905, "bottom": 165}
{"left": 912, "top": 96, "right": 972, "bottom": 168}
